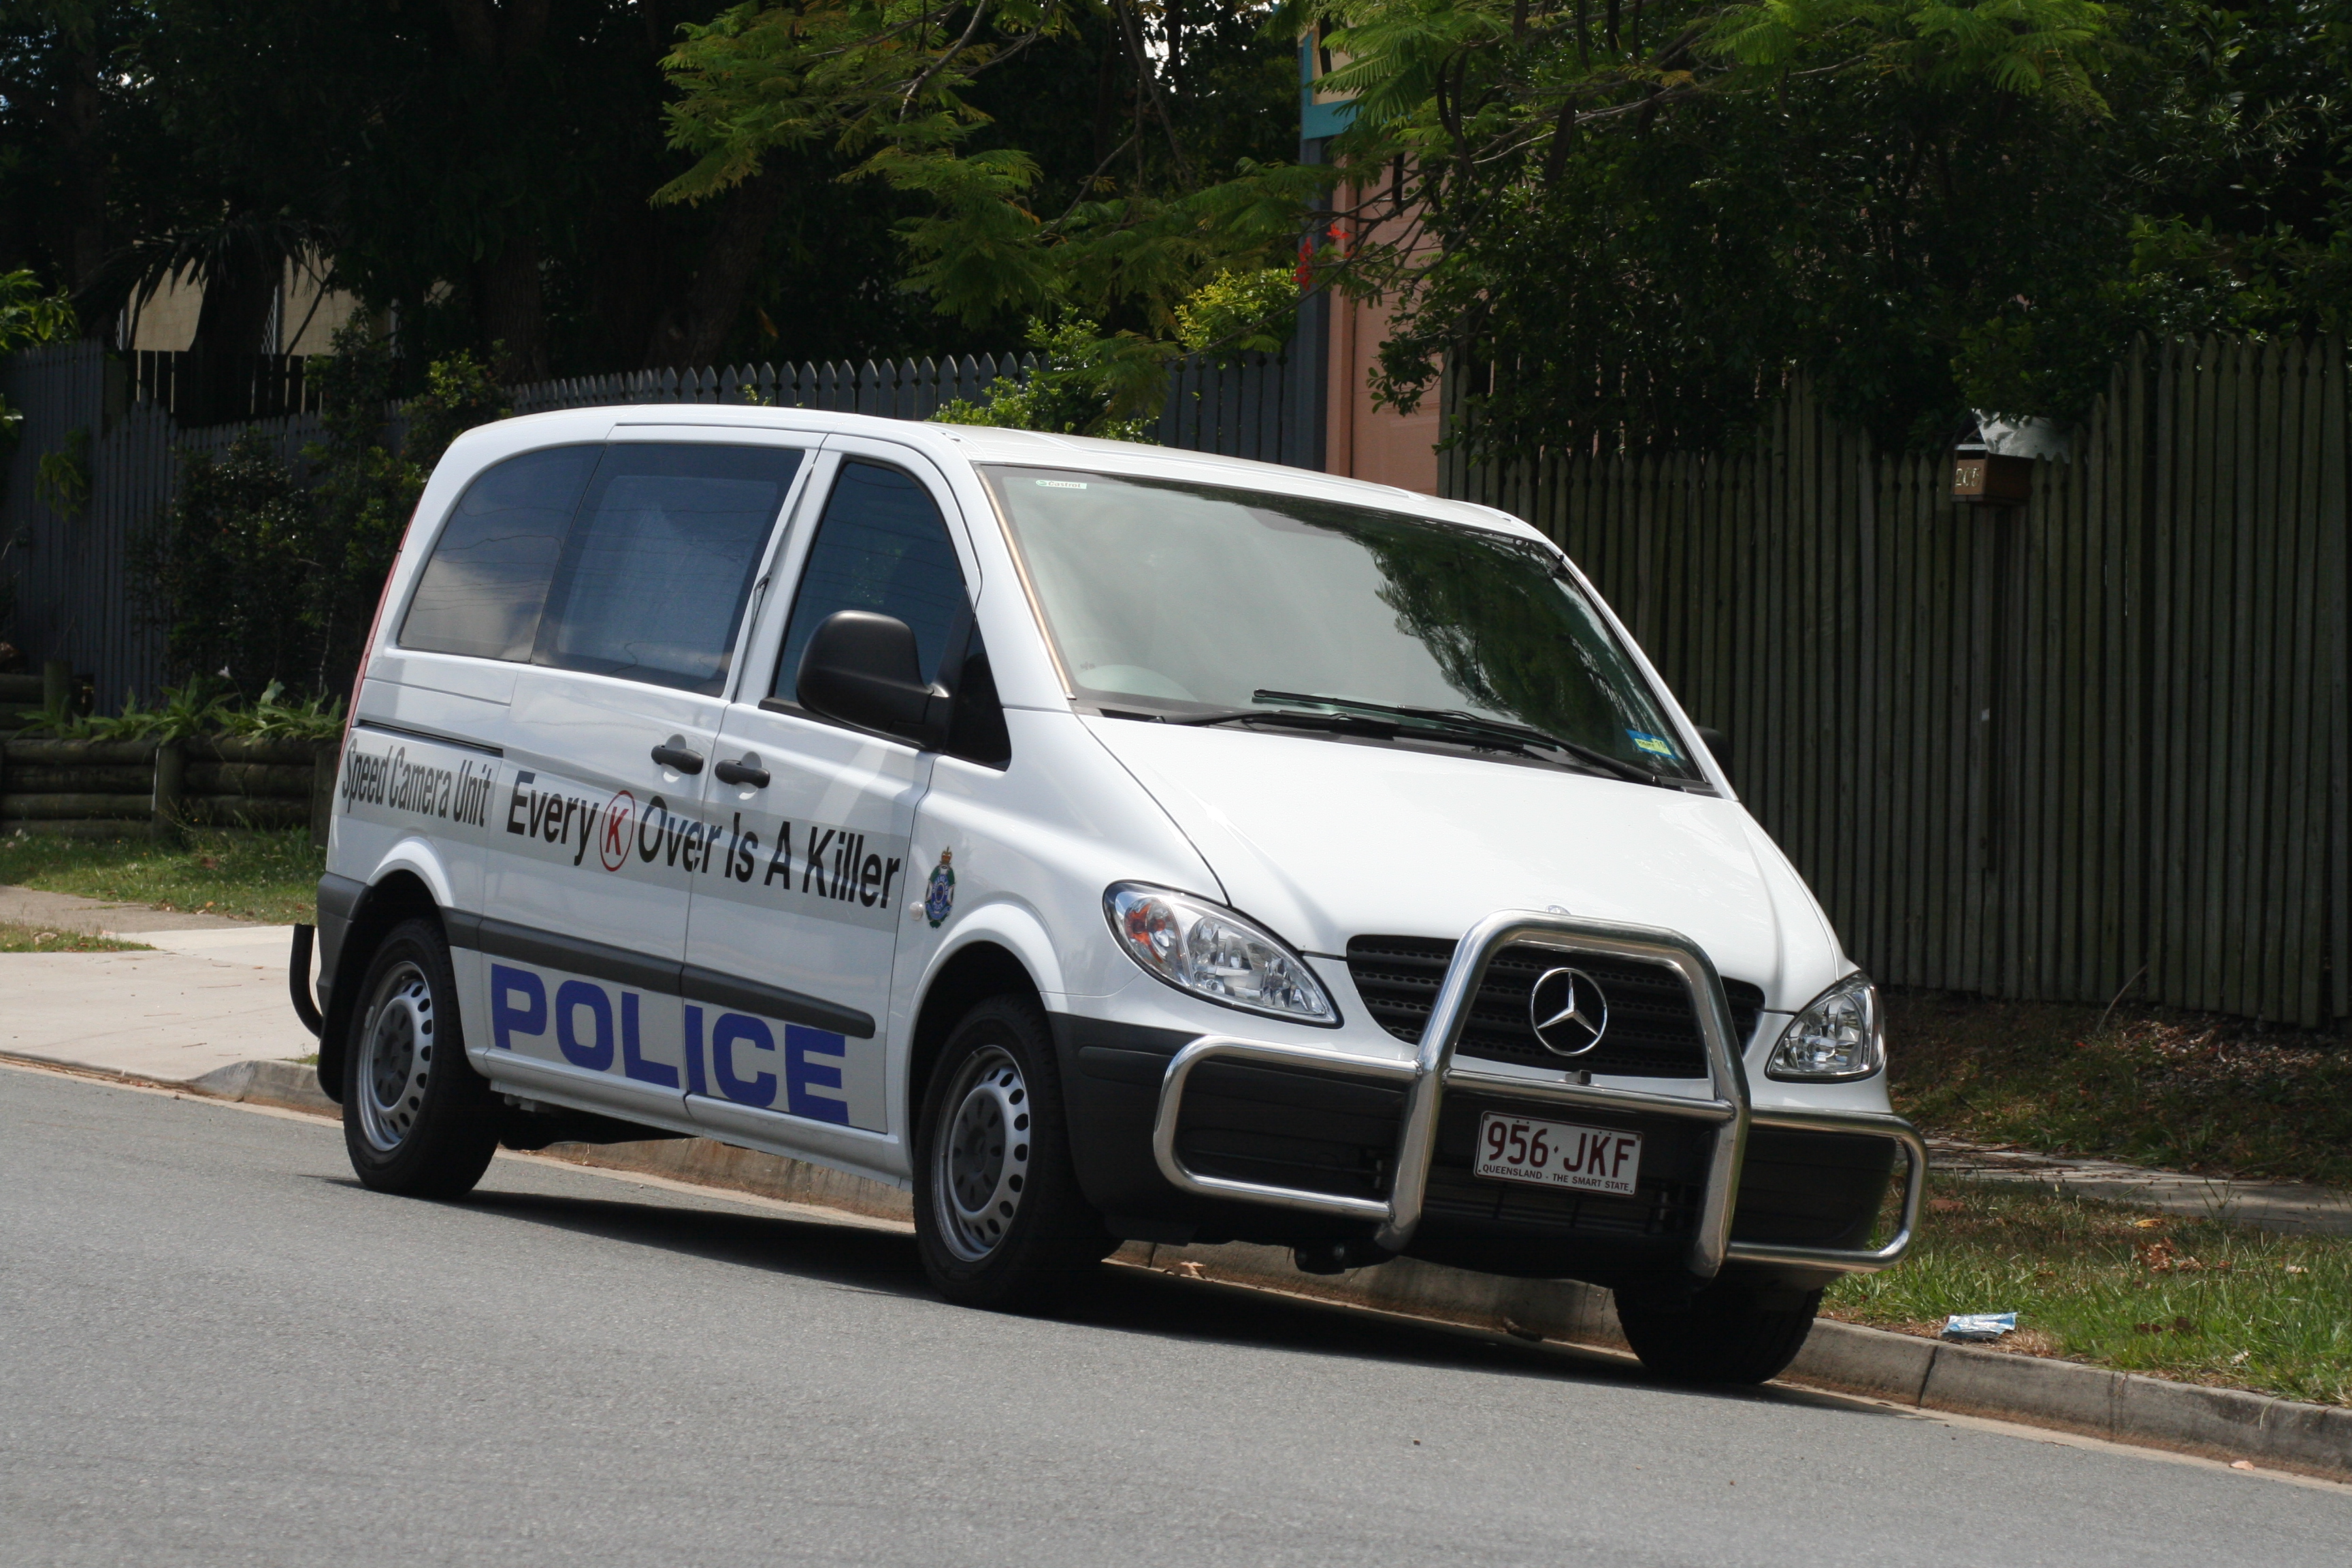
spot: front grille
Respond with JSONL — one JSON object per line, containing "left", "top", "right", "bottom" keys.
{"left": 1345, "top": 935, "right": 1766, "bottom": 1079}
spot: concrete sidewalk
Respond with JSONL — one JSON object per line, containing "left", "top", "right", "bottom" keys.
{"left": 1, "top": 887, "right": 314, "bottom": 1083}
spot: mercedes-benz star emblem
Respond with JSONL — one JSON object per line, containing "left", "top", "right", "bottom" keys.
{"left": 1529, "top": 967, "right": 1608, "bottom": 1057}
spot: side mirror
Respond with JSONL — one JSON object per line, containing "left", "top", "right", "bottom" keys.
{"left": 796, "top": 610, "right": 947, "bottom": 747}
{"left": 1695, "top": 725, "right": 1729, "bottom": 771}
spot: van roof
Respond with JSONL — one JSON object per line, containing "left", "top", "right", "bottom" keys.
{"left": 497, "top": 402, "right": 1545, "bottom": 546}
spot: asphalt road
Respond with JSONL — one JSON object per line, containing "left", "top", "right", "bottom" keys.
{"left": 4, "top": 1064, "right": 2345, "bottom": 1568}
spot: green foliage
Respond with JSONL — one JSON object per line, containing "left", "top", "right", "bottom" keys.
{"left": 10, "top": 674, "right": 344, "bottom": 742}
{"left": 1175, "top": 266, "right": 1299, "bottom": 357}
{"left": 658, "top": 1, "right": 1313, "bottom": 348}
{"left": 931, "top": 317, "right": 1168, "bottom": 438}
{"left": 1275, "top": 0, "right": 2352, "bottom": 455}
{"left": 0, "top": 267, "right": 78, "bottom": 350}
{"left": 125, "top": 328, "right": 506, "bottom": 705}
{"left": 300, "top": 327, "right": 506, "bottom": 697}
{"left": 0, "top": 267, "right": 78, "bottom": 447}
{"left": 134, "top": 428, "right": 316, "bottom": 693}
{"left": 33, "top": 427, "right": 90, "bottom": 520}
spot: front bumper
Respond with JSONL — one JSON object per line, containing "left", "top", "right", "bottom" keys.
{"left": 1148, "top": 911, "right": 1925, "bottom": 1279}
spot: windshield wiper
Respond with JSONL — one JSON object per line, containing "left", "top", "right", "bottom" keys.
{"left": 1243, "top": 690, "right": 1673, "bottom": 787}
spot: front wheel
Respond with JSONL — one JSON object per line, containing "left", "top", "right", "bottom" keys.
{"left": 342, "top": 917, "right": 501, "bottom": 1199}
{"left": 1614, "top": 1280, "right": 1822, "bottom": 1384}
{"left": 913, "top": 996, "right": 1113, "bottom": 1311}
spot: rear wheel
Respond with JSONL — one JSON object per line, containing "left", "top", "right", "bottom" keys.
{"left": 1614, "top": 1280, "right": 1822, "bottom": 1384}
{"left": 341, "top": 917, "right": 500, "bottom": 1199}
{"left": 913, "top": 996, "right": 1113, "bottom": 1311}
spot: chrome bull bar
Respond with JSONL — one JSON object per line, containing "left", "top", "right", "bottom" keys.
{"left": 1148, "top": 911, "right": 1927, "bottom": 1279}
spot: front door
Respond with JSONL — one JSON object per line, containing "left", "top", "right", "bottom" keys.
{"left": 472, "top": 437, "right": 813, "bottom": 1123}
{"left": 679, "top": 442, "right": 979, "bottom": 1179}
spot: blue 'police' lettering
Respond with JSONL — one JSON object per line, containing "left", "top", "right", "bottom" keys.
{"left": 491, "top": 965, "right": 546, "bottom": 1050}
{"left": 712, "top": 1013, "right": 777, "bottom": 1106}
{"left": 619, "top": 990, "right": 677, "bottom": 1088}
{"left": 785, "top": 1024, "right": 850, "bottom": 1124}
{"left": 555, "top": 979, "right": 614, "bottom": 1071}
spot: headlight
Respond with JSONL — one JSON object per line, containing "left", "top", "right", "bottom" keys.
{"left": 1765, "top": 973, "right": 1884, "bottom": 1081}
{"left": 1103, "top": 883, "right": 1337, "bottom": 1025}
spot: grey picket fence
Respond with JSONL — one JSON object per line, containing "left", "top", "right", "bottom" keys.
{"left": 1445, "top": 339, "right": 2351, "bottom": 1029}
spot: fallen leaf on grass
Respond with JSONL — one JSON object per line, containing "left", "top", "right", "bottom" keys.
{"left": 199, "top": 855, "right": 218, "bottom": 869}
{"left": 1929, "top": 1197, "right": 1965, "bottom": 1213}
{"left": 2283, "top": 1264, "right": 2308, "bottom": 1275}
{"left": 2232, "top": 1460, "right": 2256, "bottom": 1471}
{"left": 2133, "top": 1217, "right": 2166, "bottom": 1228}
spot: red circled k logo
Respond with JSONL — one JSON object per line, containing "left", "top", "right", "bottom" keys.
{"left": 599, "top": 791, "right": 636, "bottom": 872}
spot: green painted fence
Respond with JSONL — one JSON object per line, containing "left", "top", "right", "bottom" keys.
{"left": 1444, "top": 338, "right": 2349, "bottom": 1028}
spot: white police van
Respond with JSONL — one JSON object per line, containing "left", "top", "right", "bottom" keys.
{"left": 303, "top": 404, "right": 1923, "bottom": 1383}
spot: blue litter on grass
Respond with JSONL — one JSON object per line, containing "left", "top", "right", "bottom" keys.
{"left": 1942, "top": 1312, "right": 2018, "bottom": 1341}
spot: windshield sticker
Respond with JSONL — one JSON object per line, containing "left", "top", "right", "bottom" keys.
{"left": 1034, "top": 479, "right": 1088, "bottom": 489}
{"left": 1627, "top": 731, "right": 1678, "bottom": 759}
{"left": 924, "top": 849, "right": 956, "bottom": 927}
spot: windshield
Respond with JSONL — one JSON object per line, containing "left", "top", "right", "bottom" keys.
{"left": 979, "top": 466, "right": 1703, "bottom": 782}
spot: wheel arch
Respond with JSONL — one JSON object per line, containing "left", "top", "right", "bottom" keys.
{"left": 906, "top": 938, "right": 1045, "bottom": 1139}
{"left": 315, "top": 864, "right": 452, "bottom": 1102}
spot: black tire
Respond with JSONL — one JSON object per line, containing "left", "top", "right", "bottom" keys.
{"left": 912, "top": 994, "right": 1114, "bottom": 1311}
{"left": 1614, "top": 1280, "right": 1823, "bottom": 1384}
{"left": 340, "top": 917, "right": 500, "bottom": 1199}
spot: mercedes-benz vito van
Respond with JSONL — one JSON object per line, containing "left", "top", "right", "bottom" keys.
{"left": 304, "top": 405, "right": 1922, "bottom": 1384}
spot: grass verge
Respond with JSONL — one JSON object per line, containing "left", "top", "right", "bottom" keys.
{"left": 1826, "top": 1175, "right": 2351, "bottom": 1407}
{"left": 0, "top": 828, "right": 323, "bottom": 925}
{"left": 1887, "top": 989, "right": 2352, "bottom": 1189}
{"left": 0, "top": 919, "right": 150, "bottom": 952}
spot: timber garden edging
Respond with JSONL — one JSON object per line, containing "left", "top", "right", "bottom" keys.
{"left": 0, "top": 734, "right": 336, "bottom": 844}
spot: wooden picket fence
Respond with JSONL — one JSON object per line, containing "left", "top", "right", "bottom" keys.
{"left": 1445, "top": 338, "right": 2351, "bottom": 1028}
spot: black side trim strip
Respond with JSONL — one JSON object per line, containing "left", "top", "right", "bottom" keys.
{"left": 682, "top": 964, "right": 876, "bottom": 1039}
{"left": 460, "top": 915, "right": 683, "bottom": 997}
{"left": 355, "top": 718, "right": 504, "bottom": 758}
{"left": 444, "top": 913, "right": 876, "bottom": 1038}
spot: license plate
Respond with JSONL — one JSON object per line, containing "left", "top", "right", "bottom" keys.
{"left": 1473, "top": 1111, "right": 1643, "bottom": 1196}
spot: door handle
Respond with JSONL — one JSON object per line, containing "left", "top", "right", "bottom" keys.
{"left": 651, "top": 740, "right": 704, "bottom": 774}
{"left": 714, "top": 756, "right": 770, "bottom": 789}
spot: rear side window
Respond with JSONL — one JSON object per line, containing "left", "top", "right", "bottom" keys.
{"left": 535, "top": 443, "right": 804, "bottom": 693}
{"left": 773, "top": 461, "right": 968, "bottom": 702}
{"left": 399, "top": 446, "right": 597, "bottom": 660}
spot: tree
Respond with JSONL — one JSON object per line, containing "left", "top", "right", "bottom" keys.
{"left": 656, "top": 0, "right": 1316, "bottom": 399}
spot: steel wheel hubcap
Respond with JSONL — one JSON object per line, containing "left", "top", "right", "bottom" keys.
{"left": 356, "top": 960, "right": 435, "bottom": 1154}
{"left": 934, "top": 1045, "right": 1031, "bottom": 1262}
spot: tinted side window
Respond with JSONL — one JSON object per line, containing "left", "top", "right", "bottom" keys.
{"left": 399, "top": 446, "right": 597, "bottom": 660}
{"left": 774, "top": 461, "right": 968, "bottom": 702}
{"left": 535, "top": 443, "right": 804, "bottom": 694}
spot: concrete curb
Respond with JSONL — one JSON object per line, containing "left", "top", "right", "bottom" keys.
{"left": 190, "top": 1059, "right": 338, "bottom": 1115}
{"left": 148, "top": 1060, "right": 2350, "bottom": 1481}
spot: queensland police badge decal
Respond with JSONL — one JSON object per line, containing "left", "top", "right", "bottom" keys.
{"left": 923, "top": 849, "right": 956, "bottom": 928}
